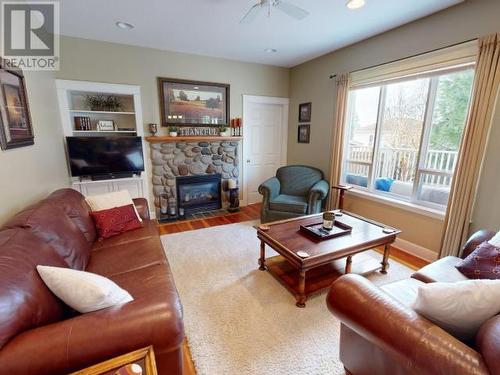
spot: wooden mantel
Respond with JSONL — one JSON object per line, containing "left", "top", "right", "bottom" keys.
{"left": 145, "top": 136, "right": 243, "bottom": 143}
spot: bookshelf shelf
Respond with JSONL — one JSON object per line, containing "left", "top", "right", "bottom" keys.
{"left": 73, "top": 130, "right": 137, "bottom": 134}
{"left": 69, "top": 110, "right": 135, "bottom": 115}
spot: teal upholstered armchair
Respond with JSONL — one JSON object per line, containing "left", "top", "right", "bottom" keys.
{"left": 258, "top": 165, "right": 329, "bottom": 223}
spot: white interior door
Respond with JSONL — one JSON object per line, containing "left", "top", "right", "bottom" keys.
{"left": 243, "top": 95, "right": 289, "bottom": 205}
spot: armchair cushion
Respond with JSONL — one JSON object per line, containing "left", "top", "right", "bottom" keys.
{"left": 412, "top": 256, "right": 468, "bottom": 283}
{"left": 269, "top": 195, "right": 308, "bottom": 214}
{"left": 276, "top": 165, "right": 323, "bottom": 196}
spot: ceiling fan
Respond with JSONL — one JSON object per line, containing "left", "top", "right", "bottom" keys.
{"left": 240, "top": 0, "right": 310, "bottom": 24}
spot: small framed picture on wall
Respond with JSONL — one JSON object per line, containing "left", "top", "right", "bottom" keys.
{"left": 297, "top": 124, "right": 310, "bottom": 143}
{"left": 298, "top": 102, "right": 311, "bottom": 122}
{"left": 0, "top": 62, "right": 34, "bottom": 150}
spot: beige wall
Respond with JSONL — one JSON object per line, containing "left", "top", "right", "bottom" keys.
{"left": 287, "top": 0, "right": 500, "bottom": 253}
{"left": 57, "top": 36, "right": 290, "bottom": 129}
{"left": 56, "top": 36, "right": 290, "bottom": 207}
{"left": 0, "top": 70, "right": 69, "bottom": 224}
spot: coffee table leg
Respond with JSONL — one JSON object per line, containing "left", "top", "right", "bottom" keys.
{"left": 345, "top": 255, "right": 352, "bottom": 274}
{"left": 381, "top": 243, "right": 391, "bottom": 274}
{"left": 258, "top": 240, "right": 267, "bottom": 271}
{"left": 296, "top": 270, "right": 307, "bottom": 308}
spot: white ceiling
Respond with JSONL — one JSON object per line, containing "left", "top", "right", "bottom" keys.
{"left": 58, "top": 0, "right": 464, "bottom": 67}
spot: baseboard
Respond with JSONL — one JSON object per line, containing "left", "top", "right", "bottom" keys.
{"left": 393, "top": 238, "right": 438, "bottom": 262}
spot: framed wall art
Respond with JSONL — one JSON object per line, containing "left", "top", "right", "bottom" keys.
{"left": 158, "top": 78, "right": 230, "bottom": 127}
{"left": 0, "top": 62, "right": 34, "bottom": 150}
{"left": 298, "top": 124, "right": 310, "bottom": 143}
{"left": 298, "top": 102, "right": 311, "bottom": 122}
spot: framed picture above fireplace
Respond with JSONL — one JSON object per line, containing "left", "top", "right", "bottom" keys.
{"left": 158, "top": 78, "right": 230, "bottom": 127}
{"left": 0, "top": 63, "right": 34, "bottom": 150}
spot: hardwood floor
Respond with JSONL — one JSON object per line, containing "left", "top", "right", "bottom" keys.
{"left": 160, "top": 204, "right": 429, "bottom": 374}
{"left": 158, "top": 203, "right": 261, "bottom": 235}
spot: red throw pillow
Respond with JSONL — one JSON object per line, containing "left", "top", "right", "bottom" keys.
{"left": 91, "top": 204, "right": 142, "bottom": 240}
{"left": 456, "top": 241, "right": 500, "bottom": 279}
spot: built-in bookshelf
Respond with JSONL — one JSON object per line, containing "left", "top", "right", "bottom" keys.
{"left": 57, "top": 83, "right": 140, "bottom": 135}
{"left": 55, "top": 80, "right": 152, "bottom": 216}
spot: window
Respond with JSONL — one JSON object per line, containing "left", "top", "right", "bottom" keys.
{"left": 342, "top": 67, "right": 475, "bottom": 211}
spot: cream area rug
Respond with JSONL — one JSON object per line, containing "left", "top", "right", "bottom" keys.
{"left": 161, "top": 221, "right": 413, "bottom": 375}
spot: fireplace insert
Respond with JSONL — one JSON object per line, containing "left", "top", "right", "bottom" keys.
{"left": 176, "top": 174, "right": 222, "bottom": 215}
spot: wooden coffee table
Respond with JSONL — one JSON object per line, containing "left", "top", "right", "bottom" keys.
{"left": 255, "top": 212, "right": 401, "bottom": 307}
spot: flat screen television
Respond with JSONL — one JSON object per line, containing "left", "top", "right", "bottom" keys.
{"left": 66, "top": 136, "right": 145, "bottom": 179}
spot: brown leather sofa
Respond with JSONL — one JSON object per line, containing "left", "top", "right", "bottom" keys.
{"left": 327, "top": 230, "right": 500, "bottom": 375}
{"left": 0, "top": 189, "right": 184, "bottom": 375}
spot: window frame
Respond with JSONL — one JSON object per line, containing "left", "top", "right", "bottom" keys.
{"left": 341, "top": 65, "right": 475, "bottom": 212}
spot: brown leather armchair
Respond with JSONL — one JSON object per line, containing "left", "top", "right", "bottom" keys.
{"left": 327, "top": 230, "right": 500, "bottom": 375}
{"left": 0, "top": 189, "right": 184, "bottom": 375}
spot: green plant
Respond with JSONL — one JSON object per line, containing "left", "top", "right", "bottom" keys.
{"left": 85, "top": 95, "right": 122, "bottom": 111}
{"left": 104, "top": 96, "right": 122, "bottom": 111}
{"left": 85, "top": 94, "right": 106, "bottom": 111}
{"left": 219, "top": 126, "right": 227, "bottom": 133}
{"left": 169, "top": 125, "right": 178, "bottom": 133}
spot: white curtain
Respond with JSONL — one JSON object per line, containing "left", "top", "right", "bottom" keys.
{"left": 440, "top": 33, "right": 500, "bottom": 257}
{"left": 328, "top": 74, "right": 350, "bottom": 210}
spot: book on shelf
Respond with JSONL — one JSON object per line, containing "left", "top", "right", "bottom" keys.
{"left": 74, "top": 116, "right": 92, "bottom": 131}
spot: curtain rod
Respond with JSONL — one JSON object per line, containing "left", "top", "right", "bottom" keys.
{"left": 329, "top": 37, "right": 478, "bottom": 79}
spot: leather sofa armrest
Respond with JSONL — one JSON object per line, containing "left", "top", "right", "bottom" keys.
{"left": 307, "top": 180, "right": 329, "bottom": 204}
{"left": 258, "top": 177, "right": 280, "bottom": 206}
{"left": 133, "top": 198, "right": 150, "bottom": 220}
{"left": 0, "top": 296, "right": 184, "bottom": 374}
{"left": 476, "top": 314, "right": 500, "bottom": 375}
{"left": 327, "top": 274, "right": 489, "bottom": 375}
{"left": 460, "top": 229, "right": 496, "bottom": 259}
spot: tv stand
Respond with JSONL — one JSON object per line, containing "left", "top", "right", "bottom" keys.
{"left": 91, "top": 172, "right": 135, "bottom": 181}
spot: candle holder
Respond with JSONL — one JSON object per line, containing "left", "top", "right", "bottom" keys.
{"left": 168, "top": 198, "right": 177, "bottom": 217}
{"left": 228, "top": 187, "right": 240, "bottom": 213}
{"left": 322, "top": 211, "right": 335, "bottom": 230}
{"left": 149, "top": 123, "right": 158, "bottom": 136}
{"left": 159, "top": 193, "right": 168, "bottom": 215}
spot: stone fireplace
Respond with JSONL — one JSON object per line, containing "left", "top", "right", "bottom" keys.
{"left": 150, "top": 140, "right": 239, "bottom": 215}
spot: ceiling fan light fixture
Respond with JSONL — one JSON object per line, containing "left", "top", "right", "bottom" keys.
{"left": 265, "top": 48, "right": 277, "bottom": 53}
{"left": 116, "top": 21, "right": 135, "bottom": 30}
{"left": 346, "top": 0, "right": 366, "bottom": 10}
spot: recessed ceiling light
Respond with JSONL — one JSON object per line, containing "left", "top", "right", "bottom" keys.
{"left": 116, "top": 21, "right": 135, "bottom": 30}
{"left": 265, "top": 48, "right": 277, "bottom": 53}
{"left": 346, "top": 0, "right": 366, "bottom": 10}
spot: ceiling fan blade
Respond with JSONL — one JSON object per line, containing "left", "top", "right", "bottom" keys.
{"left": 240, "top": 3, "right": 263, "bottom": 24}
{"left": 274, "top": 0, "right": 309, "bottom": 20}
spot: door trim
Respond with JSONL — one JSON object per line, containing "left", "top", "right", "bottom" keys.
{"left": 242, "top": 95, "right": 289, "bottom": 206}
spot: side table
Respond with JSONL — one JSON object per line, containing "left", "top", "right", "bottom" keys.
{"left": 70, "top": 346, "right": 157, "bottom": 375}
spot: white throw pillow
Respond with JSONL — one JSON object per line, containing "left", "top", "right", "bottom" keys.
{"left": 488, "top": 231, "right": 500, "bottom": 247}
{"left": 86, "top": 190, "right": 142, "bottom": 222}
{"left": 412, "top": 279, "right": 500, "bottom": 341}
{"left": 37, "top": 265, "right": 134, "bottom": 313}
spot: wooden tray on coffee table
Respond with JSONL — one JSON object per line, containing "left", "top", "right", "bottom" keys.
{"left": 300, "top": 220, "right": 352, "bottom": 240}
